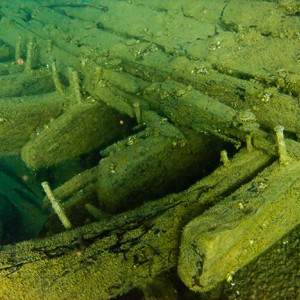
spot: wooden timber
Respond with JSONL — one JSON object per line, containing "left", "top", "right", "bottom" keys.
{"left": 0, "top": 0, "right": 299, "bottom": 299}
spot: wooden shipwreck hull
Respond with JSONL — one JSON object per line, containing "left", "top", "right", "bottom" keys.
{"left": 0, "top": 0, "right": 299, "bottom": 299}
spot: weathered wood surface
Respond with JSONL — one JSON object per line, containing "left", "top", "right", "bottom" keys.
{"left": 178, "top": 159, "right": 300, "bottom": 291}
{"left": 21, "top": 101, "right": 132, "bottom": 168}
{"left": 0, "top": 0, "right": 298, "bottom": 165}
{"left": 0, "top": 0, "right": 298, "bottom": 140}
{"left": 0, "top": 92, "right": 63, "bottom": 155}
{"left": 0, "top": 0, "right": 299, "bottom": 299}
{"left": 0, "top": 149, "right": 272, "bottom": 299}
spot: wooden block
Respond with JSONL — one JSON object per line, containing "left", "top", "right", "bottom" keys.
{"left": 178, "top": 160, "right": 300, "bottom": 291}
{"left": 21, "top": 102, "right": 131, "bottom": 168}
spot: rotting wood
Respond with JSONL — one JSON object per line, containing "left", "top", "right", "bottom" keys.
{"left": 21, "top": 101, "right": 132, "bottom": 168}
{"left": 0, "top": 68, "right": 55, "bottom": 97}
{"left": 42, "top": 166, "right": 100, "bottom": 233}
{"left": 0, "top": 92, "right": 64, "bottom": 155}
{"left": 97, "top": 123, "right": 222, "bottom": 213}
{"left": 178, "top": 159, "right": 300, "bottom": 291}
{"left": 0, "top": 0, "right": 298, "bottom": 298}
{"left": 0, "top": 149, "right": 273, "bottom": 299}
{"left": 0, "top": 0, "right": 298, "bottom": 139}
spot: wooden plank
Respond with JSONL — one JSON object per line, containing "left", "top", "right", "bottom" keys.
{"left": 178, "top": 160, "right": 300, "bottom": 291}
{"left": 0, "top": 149, "right": 272, "bottom": 299}
{"left": 21, "top": 101, "right": 132, "bottom": 168}
{"left": 0, "top": 92, "right": 63, "bottom": 155}
{"left": 0, "top": 0, "right": 298, "bottom": 138}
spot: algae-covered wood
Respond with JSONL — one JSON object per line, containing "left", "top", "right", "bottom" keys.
{"left": 0, "top": 0, "right": 299, "bottom": 299}
{"left": 178, "top": 160, "right": 300, "bottom": 291}
{"left": 0, "top": 149, "right": 273, "bottom": 299}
